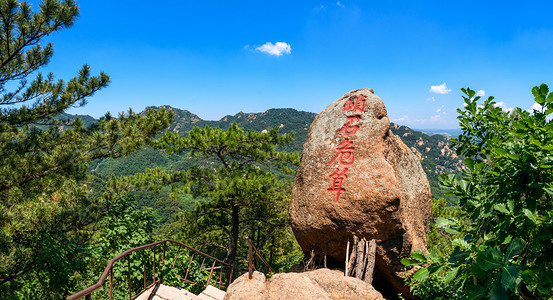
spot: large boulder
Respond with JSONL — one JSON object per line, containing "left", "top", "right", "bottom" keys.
{"left": 289, "top": 88, "right": 431, "bottom": 295}
{"left": 224, "top": 269, "right": 383, "bottom": 300}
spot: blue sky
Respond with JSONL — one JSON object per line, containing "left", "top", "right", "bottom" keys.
{"left": 34, "top": 0, "right": 553, "bottom": 129}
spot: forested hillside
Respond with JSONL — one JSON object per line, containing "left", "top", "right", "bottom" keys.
{"left": 389, "top": 123, "right": 464, "bottom": 203}
{"left": 89, "top": 106, "right": 463, "bottom": 206}
{"left": 160, "top": 106, "right": 315, "bottom": 152}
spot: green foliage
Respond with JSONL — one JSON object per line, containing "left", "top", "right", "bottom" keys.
{"left": 0, "top": 1, "right": 173, "bottom": 298}
{"left": 127, "top": 123, "right": 302, "bottom": 275}
{"left": 425, "top": 198, "right": 464, "bottom": 259}
{"left": 4, "top": 229, "right": 88, "bottom": 299}
{"left": 64, "top": 194, "right": 212, "bottom": 299}
{"left": 404, "top": 85, "right": 553, "bottom": 299}
{"left": 90, "top": 195, "right": 157, "bottom": 266}
{"left": 67, "top": 194, "right": 156, "bottom": 298}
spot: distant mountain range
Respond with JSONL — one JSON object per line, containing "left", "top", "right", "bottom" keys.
{"left": 156, "top": 106, "right": 316, "bottom": 153}
{"left": 413, "top": 128, "right": 463, "bottom": 138}
{"left": 64, "top": 106, "right": 463, "bottom": 205}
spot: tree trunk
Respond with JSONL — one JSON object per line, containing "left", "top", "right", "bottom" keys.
{"left": 256, "top": 226, "right": 261, "bottom": 270}
{"left": 227, "top": 201, "right": 240, "bottom": 279}
{"left": 269, "top": 236, "right": 274, "bottom": 266}
{"left": 346, "top": 236, "right": 377, "bottom": 283}
{"left": 347, "top": 236, "right": 358, "bottom": 276}
{"left": 355, "top": 238, "right": 366, "bottom": 279}
{"left": 364, "top": 239, "right": 376, "bottom": 284}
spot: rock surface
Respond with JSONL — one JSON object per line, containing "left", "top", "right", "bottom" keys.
{"left": 224, "top": 269, "right": 383, "bottom": 300}
{"left": 289, "top": 88, "right": 432, "bottom": 296}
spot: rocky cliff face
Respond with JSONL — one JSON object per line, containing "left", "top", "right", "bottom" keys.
{"left": 289, "top": 89, "right": 432, "bottom": 296}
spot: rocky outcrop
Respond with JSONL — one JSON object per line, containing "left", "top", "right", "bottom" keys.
{"left": 224, "top": 269, "right": 383, "bottom": 300}
{"left": 289, "top": 88, "right": 432, "bottom": 296}
{"left": 224, "top": 271, "right": 267, "bottom": 299}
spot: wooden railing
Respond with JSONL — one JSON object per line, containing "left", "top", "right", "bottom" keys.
{"left": 67, "top": 239, "right": 235, "bottom": 300}
{"left": 245, "top": 236, "right": 274, "bottom": 279}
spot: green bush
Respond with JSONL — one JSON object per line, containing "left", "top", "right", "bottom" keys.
{"left": 403, "top": 84, "right": 553, "bottom": 299}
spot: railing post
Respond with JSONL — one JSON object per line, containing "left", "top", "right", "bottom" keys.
{"left": 161, "top": 241, "right": 166, "bottom": 283}
{"left": 172, "top": 245, "right": 181, "bottom": 268}
{"left": 153, "top": 244, "right": 156, "bottom": 283}
{"left": 206, "top": 260, "right": 216, "bottom": 287}
{"left": 245, "top": 235, "right": 273, "bottom": 278}
{"left": 109, "top": 266, "right": 113, "bottom": 300}
{"left": 184, "top": 253, "right": 195, "bottom": 281}
{"left": 229, "top": 267, "right": 234, "bottom": 284}
{"left": 218, "top": 266, "right": 223, "bottom": 289}
{"left": 199, "top": 257, "right": 206, "bottom": 284}
{"left": 143, "top": 249, "right": 146, "bottom": 289}
{"left": 200, "top": 258, "right": 206, "bottom": 272}
{"left": 128, "top": 255, "right": 132, "bottom": 300}
{"left": 247, "top": 237, "right": 253, "bottom": 279}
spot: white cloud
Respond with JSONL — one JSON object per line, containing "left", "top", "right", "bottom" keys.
{"left": 494, "top": 101, "right": 513, "bottom": 113}
{"left": 430, "top": 83, "right": 452, "bottom": 94}
{"left": 426, "top": 96, "right": 436, "bottom": 102}
{"left": 528, "top": 103, "right": 553, "bottom": 120}
{"left": 337, "top": 1, "right": 345, "bottom": 7}
{"left": 531, "top": 102, "right": 543, "bottom": 112}
{"left": 407, "top": 115, "right": 442, "bottom": 124}
{"left": 436, "top": 105, "right": 444, "bottom": 113}
{"left": 392, "top": 115, "right": 409, "bottom": 122}
{"left": 470, "top": 90, "right": 485, "bottom": 101}
{"left": 430, "top": 114, "right": 441, "bottom": 121}
{"left": 255, "top": 42, "right": 292, "bottom": 56}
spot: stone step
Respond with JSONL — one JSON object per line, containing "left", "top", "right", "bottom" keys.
{"left": 198, "top": 285, "right": 226, "bottom": 300}
{"left": 135, "top": 284, "right": 201, "bottom": 300}
{"left": 135, "top": 284, "right": 226, "bottom": 300}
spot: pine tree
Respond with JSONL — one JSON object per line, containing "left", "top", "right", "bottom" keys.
{"left": 0, "top": 0, "right": 173, "bottom": 296}
{"left": 129, "top": 123, "right": 300, "bottom": 275}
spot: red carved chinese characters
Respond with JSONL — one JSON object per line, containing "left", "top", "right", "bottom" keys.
{"left": 342, "top": 94, "right": 367, "bottom": 112}
{"left": 327, "top": 93, "right": 365, "bottom": 202}
{"left": 337, "top": 116, "right": 360, "bottom": 137}
{"left": 329, "top": 139, "right": 354, "bottom": 165}
{"left": 327, "top": 168, "right": 348, "bottom": 202}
